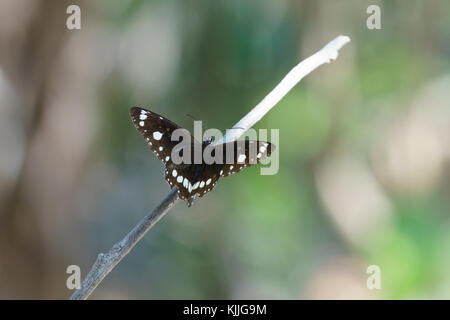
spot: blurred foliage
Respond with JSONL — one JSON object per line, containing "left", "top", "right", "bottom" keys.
{"left": 1, "top": 0, "right": 450, "bottom": 299}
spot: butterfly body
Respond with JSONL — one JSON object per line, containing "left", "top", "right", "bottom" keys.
{"left": 130, "top": 107, "right": 274, "bottom": 206}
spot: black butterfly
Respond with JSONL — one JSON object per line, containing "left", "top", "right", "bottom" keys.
{"left": 130, "top": 107, "right": 275, "bottom": 206}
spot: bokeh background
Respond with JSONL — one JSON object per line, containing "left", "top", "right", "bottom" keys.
{"left": 0, "top": 0, "right": 450, "bottom": 299}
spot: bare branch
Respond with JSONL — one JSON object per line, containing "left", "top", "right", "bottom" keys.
{"left": 69, "top": 35, "right": 351, "bottom": 300}
{"left": 70, "top": 188, "right": 179, "bottom": 300}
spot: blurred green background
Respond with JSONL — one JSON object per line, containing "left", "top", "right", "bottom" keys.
{"left": 0, "top": 0, "right": 450, "bottom": 299}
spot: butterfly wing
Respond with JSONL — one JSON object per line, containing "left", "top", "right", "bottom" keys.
{"left": 130, "top": 107, "right": 202, "bottom": 199}
{"left": 164, "top": 164, "right": 199, "bottom": 204}
{"left": 130, "top": 107, "right": 187, "bottom": 165}
{"left": 219, "top": 140, "right": 274, "bottom": 177}
{"left": 188, "top": 140, "right": 275, "bottom": 201}
{"left": 130, "top": 108, "right": 275, "bottom": 206}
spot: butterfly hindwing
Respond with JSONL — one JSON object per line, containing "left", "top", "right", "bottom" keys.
{"left": 187, "top": 164, "right": 222, "bottom": 199}
{"left": 164, "top": 164, "right": 199, "bottom": 202}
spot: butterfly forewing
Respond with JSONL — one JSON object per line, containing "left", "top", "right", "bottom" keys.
{"left": 130, "top": 107, "right": 203, "bottom": 205}
{"left": 130, "top": 107, "right": 185, "bottom": 165}
{"left": 187, "top": 140, "right": 275, "bottom": 201}
{"left": 218, "top": 140, "right": 274, "bottom": 177}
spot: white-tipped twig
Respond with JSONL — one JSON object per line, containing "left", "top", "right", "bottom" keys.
{"left": 216, "top": 35, "right": 350, "bottom": 145}
{"left": 69, "top": 35, "right": 350, "bottom": 300}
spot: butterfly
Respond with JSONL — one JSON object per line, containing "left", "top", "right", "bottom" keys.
{"left": 130, "top": 107, "right": 275, "bottom": 206}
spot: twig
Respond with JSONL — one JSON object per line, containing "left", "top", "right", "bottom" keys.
{"left": 70, "top": 188, "right": 179, "bottom": 299}
{"left": 215, "top": 35, "right": 350, "bottom": 144}
{"left": 70, "top": 35, "right": 350, "bottom": 300}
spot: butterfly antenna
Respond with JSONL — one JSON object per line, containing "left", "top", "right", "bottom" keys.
{"left": 219, "top": 127, "right": 246, "bottom": 135}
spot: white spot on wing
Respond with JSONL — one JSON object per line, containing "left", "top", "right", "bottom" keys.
{"left": 139, "top": 114, "right": 147, "bottom": 120}
{"left": 139, "top": 121, "right": 145, "bottom": 127}
{"left": 237, "top": 154, "right": 246, "bottom": 163}
{"left": 172, "top": 169, "right": 177, "bottom": 177}
{"left": 159, "top": 146, "right": 163, "bottom": 151}
{"left": 165, "top": 156, "right": 170, "bottom": 162}
{"left": 206, "top": 178, "right": 211, "bottom": 185}
{"left": 153, "top": 131, "right": 163, "bottom": 140}
{"left": 200, "top": 181, "right": 205, "bottom": 188}
{"left": 177, "top": 176, "right": 183, "bottom": 183}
